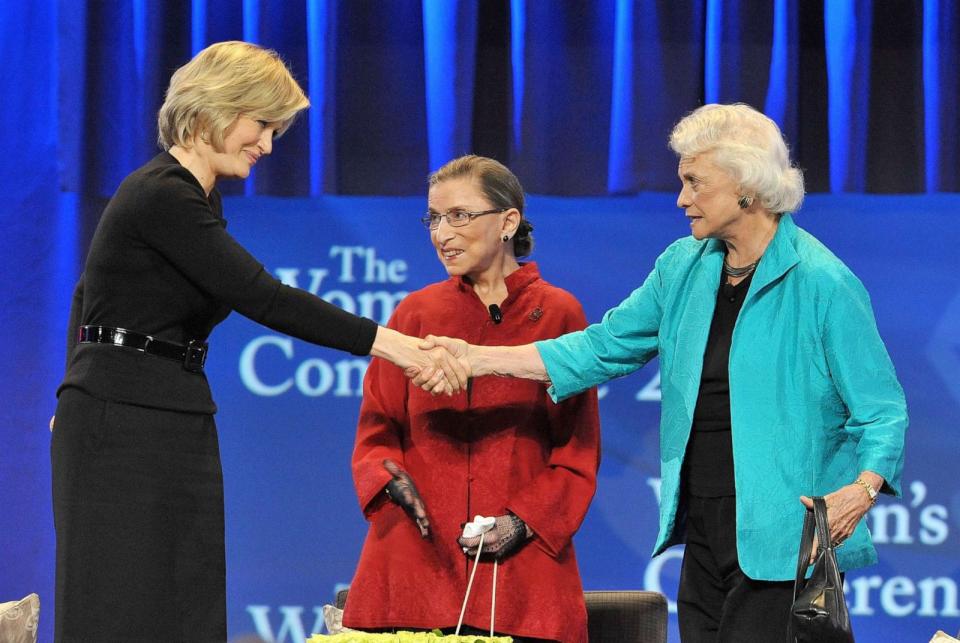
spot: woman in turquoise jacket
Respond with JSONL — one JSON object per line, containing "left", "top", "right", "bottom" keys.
{"left": 415, "top": 103, "right": 907, "bottom": 641}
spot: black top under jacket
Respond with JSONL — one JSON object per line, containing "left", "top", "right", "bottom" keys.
{"left": 683, "top": 269, "right": 755, "bottom": 497}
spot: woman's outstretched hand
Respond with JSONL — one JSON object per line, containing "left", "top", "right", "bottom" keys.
{"left": 373, "top": 326, "right": 468, "bottom": 395}
{"left": 412, "top": 335, "right": 473, "bottom": 395}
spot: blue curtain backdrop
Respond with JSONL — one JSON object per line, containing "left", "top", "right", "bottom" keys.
{"left": 46, "top": 0, "right": 960, "bottom": 200}
{"left": 3, "top": 2, "right": 960, "bottom": 642}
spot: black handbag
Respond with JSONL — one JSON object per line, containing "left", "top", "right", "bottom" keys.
{"left": 787, "top": 496, "right": 855, "bottom": 642}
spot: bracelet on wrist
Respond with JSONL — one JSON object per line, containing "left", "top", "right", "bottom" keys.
{"left": 854, "top": 477, "right": 878, "bottom": 505}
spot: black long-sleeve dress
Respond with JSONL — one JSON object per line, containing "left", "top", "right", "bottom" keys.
{"left": 52, "top": 152, "right": 377, "bottom": 642}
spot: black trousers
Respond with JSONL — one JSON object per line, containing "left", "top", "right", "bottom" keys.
{"left": 51, "top": 388, "right": 226, "bottom": 643}
{"left": 677, "top": 495, "right": 795, "bottom": 643}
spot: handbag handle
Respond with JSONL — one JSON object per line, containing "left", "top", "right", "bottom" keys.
{"left": 813, "top": 497, "right": 833, "bottom": 557}
{"left": 792, "top": 496, "right": 832, "bottom": 601}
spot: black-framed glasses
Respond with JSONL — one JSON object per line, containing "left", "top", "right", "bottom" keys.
{"left": 420, "top": 208, "right": 507, "bottom": 230}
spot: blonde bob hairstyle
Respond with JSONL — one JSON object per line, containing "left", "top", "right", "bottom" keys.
{"left": 669, "top": 103, "right": 805, "bottom": 215}
{"left": 157, "top": 41, "right": 309, "bottom": 151}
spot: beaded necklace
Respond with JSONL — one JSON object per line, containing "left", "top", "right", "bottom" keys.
{"left": 722, "top": 256, "right": 759, "bottom": 278}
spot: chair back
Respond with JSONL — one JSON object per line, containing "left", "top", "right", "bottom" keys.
{"left": 585, "top": 590, "right": 668, "bottom": 643}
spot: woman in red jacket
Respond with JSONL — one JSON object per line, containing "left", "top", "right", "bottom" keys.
{"left": 343, "top": 155, "right": 601, "bottom": 642}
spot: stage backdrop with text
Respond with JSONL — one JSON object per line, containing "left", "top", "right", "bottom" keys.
{"left": 205, "top": 193, "right": 959, "bottom": 643}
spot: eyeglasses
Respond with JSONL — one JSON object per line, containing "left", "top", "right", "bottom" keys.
{"left": 420, "top": 208, "right": 507, "bottom": 230}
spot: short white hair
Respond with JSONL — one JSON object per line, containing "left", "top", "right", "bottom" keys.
{"left": 669, "top": 103, "right": 805, "bottom": 214}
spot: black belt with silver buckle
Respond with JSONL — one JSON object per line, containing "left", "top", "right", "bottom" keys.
{"left": 77, "top": 325, "right": 208, "bottom": 373}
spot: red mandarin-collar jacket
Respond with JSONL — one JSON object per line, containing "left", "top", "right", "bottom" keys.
{"left": 342, "top": 263, "right": 600, "bottom": 643}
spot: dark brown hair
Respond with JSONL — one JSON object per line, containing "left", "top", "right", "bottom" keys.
{"left": 428, "top": 155, "right": 534, "bottom": 257}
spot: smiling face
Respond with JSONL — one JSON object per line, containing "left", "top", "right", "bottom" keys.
{"left": 676, "top": 153, "right": 746, "bottom": 241}
{"left": 203, "top": 115, "right": 277, "bottom": 181}
{"left": 428, "top": 176, "right": 516, "bottom": 280}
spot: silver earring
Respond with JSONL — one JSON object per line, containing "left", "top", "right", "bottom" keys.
{"left": 738, "top": 195, "right": 752, "bottom": 209}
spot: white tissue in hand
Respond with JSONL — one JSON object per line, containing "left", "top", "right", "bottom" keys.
{"left": 462, "top": 515, "right": 496, "bottom": 538}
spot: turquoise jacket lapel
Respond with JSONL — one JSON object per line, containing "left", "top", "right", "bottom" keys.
{"left": 746, "top": 214, "right": 801, "bottom": 301}
{"left": 676, "top": 215, "right": 801, "bottom": 433}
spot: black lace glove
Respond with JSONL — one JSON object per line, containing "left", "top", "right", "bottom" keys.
{"left": 458, "top": 514, "right": 530, "bottom": 560}
{"left": 383, "top": 459, "right": 430, "bottom": 537}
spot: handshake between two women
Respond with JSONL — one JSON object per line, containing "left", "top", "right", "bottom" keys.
{"left": 389, "top": 332, "right": 549, "bottom": 396}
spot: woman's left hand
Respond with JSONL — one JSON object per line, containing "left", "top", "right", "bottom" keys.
{"left": 458, "top": 514, "right": 532, "bottom": 560}
{"left": 800, "top": 475, "right": 879, "bottom": 562}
